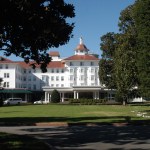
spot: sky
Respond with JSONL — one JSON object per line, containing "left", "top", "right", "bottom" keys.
{"left": 0, "top": 0, "right": 135, "bottom": 61}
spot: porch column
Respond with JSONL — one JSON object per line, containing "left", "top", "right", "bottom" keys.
{"left": 49, "top": 93, "right": 51, "bottom": 102}
{"left": 93, "top": 92, "right": 96, "bottom": 99}
{"left": 48, "top": 93, "right": 50, "bottom": 102}
{"left": 61, "top": 92, "right": 64, "bottom": 102}
{"left": 45, "top": 92, "right": 47, "bottom": 103}
{"left": 76, "top": 92, "right": 79, "bottom": 99}
{"left": 97, "top": 91, "right": 99, "bottom": 99}
{"left": 74, "top": 91, "right": 76, "bottom": 99}
{"left": 25, "top": 94, "right": 27, "bottom": 101}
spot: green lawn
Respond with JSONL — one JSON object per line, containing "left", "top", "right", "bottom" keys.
{"left": 0, "top": 104, "right": 150, "bottom": 125}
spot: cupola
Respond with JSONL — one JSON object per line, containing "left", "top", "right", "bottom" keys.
{"left": 75, "top": 37, "right": 89, "bottom": 55}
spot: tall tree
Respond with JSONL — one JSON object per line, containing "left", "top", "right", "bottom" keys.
{"left": 114, "top": 5, "right": 138, "bottom": 105}
{"left": 114, "top": 33, "right": 138, "bottom": 105}
{"left": 0, "top": 0, "right": 75, "bottom": 72}
{"left": 99, "top": 5, "right": 138, "bottom": 105}
{"left": 99, "top": 32, "right": 116, "bottom": 89}
{"left": 133, "top": 0, "right": 150, "bottom": 97}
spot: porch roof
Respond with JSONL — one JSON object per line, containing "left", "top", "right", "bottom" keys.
{"left": 0, "top": 89, "right": 32, "bottom": 94}
{"left": 42, "top": 86, "right": 105, "bottom": 92}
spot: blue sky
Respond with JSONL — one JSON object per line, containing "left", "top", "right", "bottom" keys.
{"left": 0, "top": 0, "right": 135, "bottom": 61}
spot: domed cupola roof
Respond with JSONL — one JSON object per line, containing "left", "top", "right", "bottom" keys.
{"left": 75, "top": 37, "right": 89, "bottom": 52}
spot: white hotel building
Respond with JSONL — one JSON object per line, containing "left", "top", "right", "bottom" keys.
{"left": 0, "top": 38, "right": 114, "bottom": 103}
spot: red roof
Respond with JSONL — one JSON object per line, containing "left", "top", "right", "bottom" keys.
{"left": 64, "top": 55, "right": 99, "bottom": 61}
{"left": 47, "top": 61, "right": 64, "bottom": 68}
{"left": 0, "top": 56, "right": 14, "bottom": 63}
{"left": 0, "top": 55, "right": 64, "bottom": 69}
{"left": 49, "top": 51, "right": 60, "bottom": 57}
{"left": 75, "top": 44, "right": 89, "bottom": 51}
{"left": 18, "top": 61, "right": 64, "bottom": 69}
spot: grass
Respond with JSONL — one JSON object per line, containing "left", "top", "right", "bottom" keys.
{"left": 0, "top": 104, "right": 150, "bottom": 125}
{"left": 0, "top": 132, "right": 50, "bottom": 150}
{"left": 0, "top": 104, "right": 149, "bottom": 150}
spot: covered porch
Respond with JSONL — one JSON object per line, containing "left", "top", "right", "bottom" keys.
{"left": 0, "top": 88, "right": 32, "bottom": 101}
{"left": 43, "top": 86, "right": 115, "bottom": 103}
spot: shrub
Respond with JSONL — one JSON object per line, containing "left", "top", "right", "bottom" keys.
{"left": 51, "top": 89, "right": 60, "bottom": 103}
{"left": 69, "top": 98, "right": 108, "bottom": 105}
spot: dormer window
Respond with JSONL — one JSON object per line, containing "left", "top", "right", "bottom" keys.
{"left": 5, "top": 64, "right": 8, "bottom": 69}
{"left": 91, "top": 62, "right": 94, "bottom": 66}
{"left": 0, "top": 64, "right": 2, "bottom": 69}
{"left": 70, "top": 62, "right": 73, "bottom": 66}
{"left": 80, "top": 62, "right": 84, "bottom": 66}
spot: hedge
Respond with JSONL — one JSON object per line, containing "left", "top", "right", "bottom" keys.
{"left": 68, "top": 99, "right": 108, "bottom": 105}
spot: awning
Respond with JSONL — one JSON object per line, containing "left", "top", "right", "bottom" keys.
{"left": 0, "top": 89, "right": 32, "bottom": 94}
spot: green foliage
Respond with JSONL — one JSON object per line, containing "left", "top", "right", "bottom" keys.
{"left": 99, "top": 3, "right": 147, "bottom": 104}
{"left": 99, "top": 32, "right": 117, "bottom": 89}
{"left": 0, "top": 0, "right": 75, "bottom": 72}
{"left": 51, "top": 89, "right": 60, "bottom": 103}
{"left": 69, "top": 99, "right": 108, "bottom": 105}
{"left": 133, "top": 0, "right": 150, "bottom": 97}
{"left": 114, "top": 33, "right": 138, "bottom": 104}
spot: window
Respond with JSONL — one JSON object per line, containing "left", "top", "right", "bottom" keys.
{"left": 70, "top": 69, "right": 74, "bottom": 73}
{"left": 42, "top": 75, "right": 48, "bottom": 82}
{"left": 61, "top": 69, "right": 64, "bottom": 73}
{"left": 28, "top": 69, "right": 31, "bottom": 73}
{"left": 56, "top": 69, "right": 59, "bottom": 73}
{"left": 80, "top": 62, "right": 84, "bottom": 66}
{"left": 33, "top": 85, "right": 36, "bottom": 90}
{"left": 91, "top": 75, "right": 95, "bottom": 81}
{"left": 91, "top": 62, "right": 94, "bottom": 66}
{"left": 70, "top": 83, "right": 73, "bottom": 86}
{"left": 5, "top": 64, "right": 8, "bottom": 69}
{"left": 33, "top": 76, "right": 36, "bottom": 81}
{"left": 0, "top": 64, "right": 2, "bottom": 69}
{"left": 28, "top": 84, "right": 31, "bottom": 89}
{"left": 23, "top": 84, "right": 26, "bottom": 88}
{"left": 51, "top": 84, "right": 54, "bottom": 87}
{"left": 28, "top": 76, "right": 31, "bottom": 81}
{"left": 70, "top": 75, "right": 73, "bottom": 81}
{"left": 24, "top": 69, "right": 26, "bottom": 73}
{"left": 56, "top": 76, "right": 59, "bottom": 81}
{"left": 56, "top": 84, "right": 59, "bottom": 87}
{"left": 80, "top": 68, "right": 84, "bottom": 73}
{"left": 23, "top": 77, "right": 26, "bottom": 81}
{"left": 61, "top": 76, "right": 64, "bottom": 81}
{"left": 80, "top": 75, "right": 84, "bottom": 81}
{"left": 61, "top": 84, "right": 64, "bottom": 87}
{"left": 51, "top": 69, "right": 54, "bottom": 73}
{"left": 91, "top": 68, "right": 94, "bottom": 73}
{"left": 33, "top": 69, "right": 36, "bottom": 73}
{"left": 51, "top": 76, "right": 54, "bottom": 81}
{"left": 4, "top": 73, "right": 9, "bottom": 78}
{"left": 4, "top": 82, "right": 9, "bottom": 87}
{"left": 70, "top": 62, "right": 73, "bottom": 66}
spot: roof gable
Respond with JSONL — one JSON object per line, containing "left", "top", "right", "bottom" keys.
{"left": 0, "top": 56, "right": 13, "bottom": 63}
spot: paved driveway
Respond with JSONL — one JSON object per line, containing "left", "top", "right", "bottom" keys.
{"left": 0, "top": 125, "right": 150, "bottom": 150}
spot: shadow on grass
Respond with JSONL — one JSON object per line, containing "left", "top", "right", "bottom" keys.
{"left": 0, "top": 132, "right": 50, "bottom": 150}
{"left": 0, "top": 116, "right": 150, "bottom": 126}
